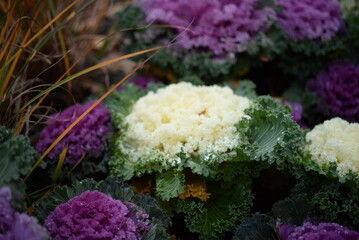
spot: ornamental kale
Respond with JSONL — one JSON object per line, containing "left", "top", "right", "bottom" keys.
{"left": 45, "top": 190, "right": 150, "bottom": 240}
{"left": 107, "top": 82, "right": 305, "bottom": 239}
{"left": 279, "top": 221, "right": 359, "bottom": 240}
{"left": 311, "top": 61, "right": 359, "bottom": 122}
{"left": 0, "top": 187, "right": 48, "bottom": 240}
{"left": 305, "top": 118, "right": 359, "bottom": 180}
{"left": 109, "top": 83, "right": 305, "bottom": 199}
{"left": 36, "top": 177, "right": 171, "bottom": 240}
{"left": 110, "top": 82, "right": 253, "bottom": 183}
{"left": 140, "top": 0, "right": 275, "bottom": 56}
{"left": 117, "top": 2, "right": 275, "bottom": 83}
{"left": 276, "top": 0, "right": 344, "bottom": 41}
{"left": 36, "top": 100, "right": 111, "bottom": 164}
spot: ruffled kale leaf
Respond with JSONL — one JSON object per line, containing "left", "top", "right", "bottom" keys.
{"left": 232, "top": 213, "right": 277, "bottom": 240}
{"left": 184, "top": 151, "right": 236, "bottom": 179}
{"left": 156, "top": 170, "right": 185, "bottom": 201}
{"left": 109, "top": 146, "right": 135, "bottom": 180}
{"left": 235, "top": 96, "right": 305, "bottom": 167}
{"left": 174, "top": 180, "right": 253, "bottom": 240}
{"left": 0, "top": 126, "right": 39, "bottom": 196}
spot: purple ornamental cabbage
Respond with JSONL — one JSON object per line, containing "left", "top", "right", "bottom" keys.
{"left": 278, "top": 221, "right": 359, "bottom": 240}
{"left": 44, "top": 190, "right": 150, "bottom": 240}
{"left": 117, "top": 75, "right": 159, "bottom": 91}
{"left": 36, "top": 101, "right": 111, "bottom": 164}
{"left": 0, "top": 187, "right": 48, "bottom": 240}
{"left": 276, "top": 0, "right": 344, "bottom": 41}
{"left": 313, "top": 61, "right": 359, "bottom": 122}
{"left": 139, "top": 0, "right": 275, "bottom": 56}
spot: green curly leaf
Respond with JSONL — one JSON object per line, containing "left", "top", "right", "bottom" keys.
{"left": 156, "top": 170, "right": 185, "bottom": 201}
{"left": 236, "top": 96, "right": 305, "bottom": 167}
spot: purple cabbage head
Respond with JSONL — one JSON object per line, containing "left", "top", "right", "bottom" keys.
{"left": 117, "top": 75, "right": 159, "bottom": 91}
{"left": 0, "top": 187, "right": 48, "bottom": 240}
{"left": 313, "top": 61, "right": 359, "bottom": 122}
{"left": 44, "top": 190, "right": 150, "bottom": 240}
{"left": 278, "top": 221, "right": 359, "bottom": 240}
{"left": 139, "top": 0, "right": 275, "bottom": 56}
{"left": 36, "top": 101, "right": 111, "bottom": 164}
{"left": 276, "top": 0, "right": 344, "bottom": 41}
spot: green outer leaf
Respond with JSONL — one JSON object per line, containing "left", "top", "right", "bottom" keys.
{"left": 184, "top": 152, "right": 234, "bottom": 178}
{"left": 174, "top": 179, "right": 253, "bottom": 239}
{"left": 235, "top": 96, "right": 305, "bottom": 167}
{"left": 156, "top": 170, "right": 185, "bottom": 201}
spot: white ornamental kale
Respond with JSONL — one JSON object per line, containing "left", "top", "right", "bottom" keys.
{"left": 305, "top": 117, "right": 359, "bottom": 179}
{"left": 120, "top": 82, "right": 252, "bottom": 167}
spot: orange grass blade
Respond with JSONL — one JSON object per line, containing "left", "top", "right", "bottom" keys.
{"left": 57, "top": 28, "right": 72, "bottom": 94}
{"left": 24, "top": 49, "right": 162, "bottom": 181}
{"left": 0, "top": 0, "right": 16, "bottom": 43}
{"left": 0, "top": 2, "right": 44, "bottom": 98}
{"left": 0, "top": 0, "right": 81, "bottom": 72}
{"left": 58, "top": 29, "right": 71, "bottom": 78}
{"left": 0, "top": 21, "right": 20, "bottom": 62}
